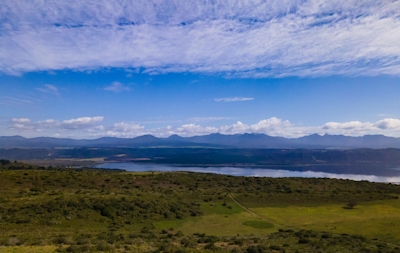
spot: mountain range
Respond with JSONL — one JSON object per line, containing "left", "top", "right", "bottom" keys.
{"left": 1, "top": 133, "right": 400, "bottom": 149}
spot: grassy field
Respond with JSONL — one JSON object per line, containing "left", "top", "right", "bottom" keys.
{"left": 1, "top": 160, "right": 400, "bottom": 252}
{"left": 249, "top": 199, "right": 400, "bottom": 243}
{"left": 153, "top": 196, "right": 282, "bottom": 237}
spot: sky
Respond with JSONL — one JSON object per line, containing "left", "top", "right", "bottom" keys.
{"left": 1, "top": 0, "right": 400, "bottom": 139}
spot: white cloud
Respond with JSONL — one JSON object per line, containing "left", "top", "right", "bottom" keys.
{"left": 188, "top": 117, "right": 234, "bottom": 122}
{"left": 378, "top": 114, "right": 392, "bottom": 117}
{"left": 250, "top": 118, "right": 291, "bottom": 131}
{"left": 10, "top": 118, "right": 34, "bottom": 130}
{"left": 36, "top": 84, "right": 59, "bottom": 95}
{"left": 89, "top": 117, "right": 400, "bottom": 138}
{"left": 6, "top": 116, "right": 400, "bottom": 138}
{"left": 0, "top": 96, "right": 34, "bottom": 106}
{"left": 322, "top": 121, "right": 373, "bottom": 130}
{"left": 220, "top": 121, "right": 250, "bottom": 134}
{"left": 62, "top": 116, "right": 104, "bottom": 129}
{"left": 214, "top": 97, "right": 254, "bottom": 102}
{"left": 10, "top": 116, "right": 104, "bottom": 132}
{"left": 38, "top": 119, "right": 59, "bottom": 128}
{"left": 12, "top": 118, "right": 31, "bottom": 123}
{"left": 1, "top": 1, "right": 400, "bottom": 77}
{"left": 104, "top": 82, "right": 130, "bottom": 93}
{"left": 101, "top": 122, "right": 218, "bottom": 138}
{"left": 175, "top": 124, "right": 218, "bottom": 136}
{"left": 107, "top": 122, "right": 145, "bottom": 136}
{"left": 374, "top": 118, "right": 400, "bottom": 130}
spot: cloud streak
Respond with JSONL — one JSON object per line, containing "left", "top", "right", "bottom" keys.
{"left": 1, "top": 0, "right": 400, "bottom": 77}
{"left": 10, "top": 116, "right": 104, "bottom": 132}
{"left": 36, "top": 84, "right": 59, "bottom": 95}
{"left": 0, "top": 96, "right": 34, "bottom": 106}
{"left": 214, "top": 97, "right": 254, "bottom": 102}
{"left": 104, "top": 82, "right": 130, "bottom": 93}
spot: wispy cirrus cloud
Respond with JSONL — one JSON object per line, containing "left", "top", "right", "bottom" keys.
{"left": 0, "top": 96, "right": 34, "bottom": 106}
{"left": 104, "top": 82, "right": 130, "bottom": 93}
{"left": 36, "top": 84, "right": 59, "bottom": 95}
{"left": 10, "top": 116, "right": 104, "bottom": 132}
{"left": 214, "top": 97, "right": 254, "bottom": 102}
{"left": 1, "top": 1, "right": 400, "bottom": 77}
{"left": 188, "top": 117, "right": 235, "bottom": 122}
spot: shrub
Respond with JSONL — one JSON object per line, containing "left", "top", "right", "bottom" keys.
{"left": 298, "top": 238, "right": 309, "bottom": 244}
{"left": 345, "top": 200, "right": 358, "bottom": 209}
{"left": 321, "top": 233, "right": 330, "bottom": 239}
{"left": 181, "top": 238, "right": 197, "bottom": 248}
{"left": 175, "top": 231, "right": 184, "bottom": 237}
{"left": 205, "top": 242, "right": 217, "bottom": 250}
{"left": 97, "top": 242, "right": 112, "bottom": 251}
{"left": 246, "top": 245, "right": 267, "bottom": 253}
{"left": 7, "top": 237, "right": 20, "bottom": 246}
{"left": 269, "top": 245, "right": 281, "bottom": 250}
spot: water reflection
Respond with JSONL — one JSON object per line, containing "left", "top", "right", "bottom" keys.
{"left": 95, "top": 163, "right": 400, "bottom": 183}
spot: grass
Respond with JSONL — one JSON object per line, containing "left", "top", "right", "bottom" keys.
{"left": 1, "top": 163, "right": 400, "bottom": 252}
{"left": 250, "top": 198, "right": 400, "bottom": 244}
{"left": 155, "top": 212, "right": 280, "bottom": 236}
{"left": 243, "top": 220, "right": 274, "bottom": 229}
{"left": 0, "top": 246, "right": 58, "bottom": 253}
{"left": 154, "top": 200, "right": 280, "bottom": 236}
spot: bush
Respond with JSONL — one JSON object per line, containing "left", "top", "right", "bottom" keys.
{"left": 205, "top": 242, "right": 217, "bottom": 250}
{"left": 53, "top": 236, "right": 73, "bottom": 245}
{"left": 233, "top": 238, "right": 244, "bottom": 246}
{"left": 345, "top": 200, "right": 358, "bottom": 209}
{"left": 97, "top": 242, "right": 113, "bottom": 251}
{"left": 269, "top": 245, "right": 281, "bottom": 250}
{"left": 205, "top": 235, "right": 219, "bottom": 243}
{"left": 7, "top": 237, "right": 20, "bottom": 246}
{"left": 321, "top": 233, "right": 330, "bottom": 239}
{"left": 175, "top": 231, "right": 184, "bottom": 237}
{"left": 181, "top": 238, "right": 196, "bottom": 248}
{"left": 298, "top": 238, "right": 309, "bottom": 244}
{"left": 246, "top": 245, "right": 267, "bottom": 253}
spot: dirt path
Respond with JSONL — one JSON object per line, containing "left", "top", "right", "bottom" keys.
{"left": 228, "top": 194, "right": 290, "bottom": 228}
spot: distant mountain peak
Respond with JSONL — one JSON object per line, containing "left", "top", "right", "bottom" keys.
{"left": 1, "top": 133, "right": 400, "bottom": 149}
{"left": 168, "top": 134, "right": 183, "bottom": 139}
{"left": 134, "top": 134, "right": 157, "bottom": 140}
{"left": 0, "top": 135, "right": 26, "bottom": 140}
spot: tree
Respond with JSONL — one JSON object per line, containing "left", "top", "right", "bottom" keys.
{"left": 345, "top": 199, "right": 357, "bottom": 209}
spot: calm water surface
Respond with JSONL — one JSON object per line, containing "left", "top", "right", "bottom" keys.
{"left": 95, "top": 163, "right": 400, "bottom": 183}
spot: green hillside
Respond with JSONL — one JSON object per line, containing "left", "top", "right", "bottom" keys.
{"left": 1, "top": 161, "right": 400, "bottom": 252}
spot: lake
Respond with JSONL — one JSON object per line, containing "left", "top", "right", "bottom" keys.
{"left": 95, "top": 163, "right": 400, "bottom": 183}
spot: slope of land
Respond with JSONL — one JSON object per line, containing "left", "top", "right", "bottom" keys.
{"left": 1, "top": 161, "right": 400, "bottom": 252}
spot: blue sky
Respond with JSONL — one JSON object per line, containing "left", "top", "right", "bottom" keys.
{"left": 1, "top": 0, "right": 400, "bottom": 139}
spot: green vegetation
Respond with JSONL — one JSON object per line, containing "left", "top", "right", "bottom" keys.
{"left": 243, "top": 220, "right": 274, "bottom": 229}
{"left": 1, "top": 160, "right": 400, "bottom": 252}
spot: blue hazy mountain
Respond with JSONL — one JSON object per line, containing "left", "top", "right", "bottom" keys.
{"left": 1, "top": 133, "right": 400, "bottom": 149}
